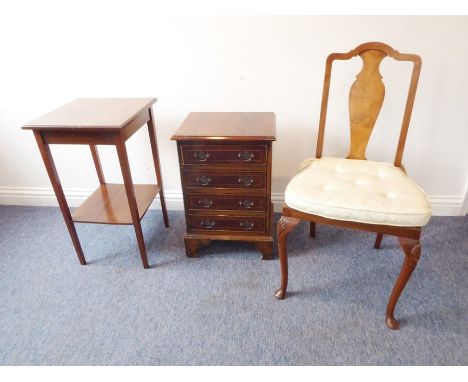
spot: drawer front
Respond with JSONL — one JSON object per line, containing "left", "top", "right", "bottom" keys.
{"left": 187, "top": 194, "right": 266, "bottom": 212}
{"left": 183, "top": 170, "right": 266, "bottom": 190}
{"left": 181, "top": 144, "right": 267, "bottom": 166}
{"left": 188, "top": 215, "right": 265, "bottom": 234}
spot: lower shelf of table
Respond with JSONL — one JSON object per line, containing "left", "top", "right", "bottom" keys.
{"left": 72, "top": 183, "right": 159, "bottom": 225}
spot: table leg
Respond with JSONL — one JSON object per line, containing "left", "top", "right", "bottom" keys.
{"left": 147, "top": 107, "right": 169, "bottom": 228}
{"left": 33, "top": 131, "right": 86, "bottom": 265}
{"left": 115, "top": 138, "right": 150, "bottom": 269}
{"left": 90, "top": 145, "right": 105, "bottom": 185}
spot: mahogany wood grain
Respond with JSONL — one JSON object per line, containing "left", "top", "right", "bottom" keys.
{"left": 188, "top": 214, "right": 266, "bottom": 234}
{"left": 24, "top": 98, "right": 167, "bottom": 268}
{"left": 278, "top": 204, "right": 423, "bottom": 329}
{"left": 90, "top": 145, "right": 105, "bottom": 185}
{"left": 386, "top": 237, "right": 421, "bottom": 329}
{"left": 120, "top": 109, "right": 151, "bottom": 141}
{"left": 42, "top": 130, "right": 119, "bottom": 145}
{"left": 180, "top": 144, "right": 267, "bottom": 166}
{"left": 184, "top": 233, "right": 274, "bottom": 242}
{"left": 275, "top": 216, "right": 301, "bottom": 300}
{"left": 187, "top": 194, "right": 266, "bottom": 212}
{"left": 309, "top": 221, "right": 316, "bottom": 238}
{"left": 72, "top": 184, "right": 158, "bottom": 225}
{"left": 183, "top": 233, "right": 274, "bottom": 258}
{"left": 183, "top": 170, "right": 267, "bottom": 190}
{"left": 283, "top": 206, "right": 422, "bottom": 240}
{"left": 171, "top": 112, "right": 276, "bottom": 141}
{"left": 278, "top": 43, "right": 424, "bottom": 329}
{"left": 253, "top": 241, "right": 274, "bottom": 261}
{"left": 315, "top": 41, "right": 421, "bottom": 167}
{"left": 33, "top": 131, "right": 86, "bottom": 265}
{"left": 184, "top": 238, "right": 212, "bottom": 258}
{"left": 147, "top": 107, "right": 169, "bottom": 228}
{"left": 374, "top": 233, "right": 384, "bottom": 249}
{"left": 23, "top": 98, "right": 156, "bottom": 130}
{"left": 172, "top": 112, "right": 276, "bottom": 259}
{"left": 394, "top": 58, "right": 422, "bottom": 167}
{"left": 116, "top": 140, "right": 150, "bottom": 269}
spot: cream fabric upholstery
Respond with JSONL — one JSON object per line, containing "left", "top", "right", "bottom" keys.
{"left": 285, "top": 157, "right": 431, "bottom": 227}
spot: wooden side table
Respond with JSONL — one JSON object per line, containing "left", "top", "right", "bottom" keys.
{"left": 22, "top": 98, "right": 169, "bottom": 268}
{"left": 171, "top": 112, "right": 276, "bottom": 259}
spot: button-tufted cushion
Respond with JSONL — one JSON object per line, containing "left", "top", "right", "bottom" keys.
{"left": 285, "top": 157, "right": 431, "bottom": 227}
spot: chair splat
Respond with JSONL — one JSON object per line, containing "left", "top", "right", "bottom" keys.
{"left": 348, "top": 49, "right": 387, "bottom": 160}
{"left": 315, "top": 41, "right": 421, "bottom": 167}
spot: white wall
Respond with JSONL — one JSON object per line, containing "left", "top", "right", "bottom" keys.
{"left": 1, "top": 8, "right": 467, "bottom": 215}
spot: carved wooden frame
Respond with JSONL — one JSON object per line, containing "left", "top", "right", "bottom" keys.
{"left": 316, "top": 41, "right": 422, "bottom": 164}
{"left": 276, "top": 42, "right": 423, "bottom": 330}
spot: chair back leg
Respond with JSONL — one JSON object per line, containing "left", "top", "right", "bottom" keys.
{"left": 374, "top": 233, "right": 384, "bottom": 249}
{"left": 310, "top": 222, "right": 316, "bottom": 238}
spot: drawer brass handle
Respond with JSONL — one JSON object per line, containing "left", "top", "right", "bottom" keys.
{"left": 238, "top": 151, "right": 255, "bottom": 161}
{"left": 193, "top": 151, "right": 210, "bottom": 161}
{"left": 238, "top": 175, "right": 254, "bottom": 187}
{"left": 239, "top": 199, "right": 254, "bottom": 209}
{"left": 197, "top": 198, "right": 213, "bottom": 208}
{"left": 196, "top": 175, "right": 212, "bottom": 186}
{"left": 239, "top": 220, "right": 255, "bottom": 230}
{"left": 200, "top": 219, "right": 215, "bottom": 229}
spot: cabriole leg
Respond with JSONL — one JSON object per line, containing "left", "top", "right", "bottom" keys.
{"left": 275, "top": 216, "right": 300, "bottom": 300}
{"left": 386, "top": 237, "right": 421, "bottom": 329}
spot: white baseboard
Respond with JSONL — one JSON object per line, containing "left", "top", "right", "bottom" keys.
{"left": 0, "top": 186, "right": 185, "bottom": 211}
{"left": 425, "top": 195, "right": 465, "bottom": 217}
{"left": 462, "top": 187, "right": 468, "bottom": 215}
{"left": 0, "top": 186, "right": 465, "bottom": 216}
{"left": 272, "top": 193, "right": 465, "bottom": 216}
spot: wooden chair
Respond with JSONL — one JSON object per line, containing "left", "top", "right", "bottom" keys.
{"left": 275, "top": 42, "right": 431, "bottom": 329}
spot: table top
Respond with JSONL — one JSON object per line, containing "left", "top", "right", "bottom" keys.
{"left": 22, "top": 98, "right": 156, "bottom": 131}
{"left": 171, "top": 112, "right": 276, "bottom": 141}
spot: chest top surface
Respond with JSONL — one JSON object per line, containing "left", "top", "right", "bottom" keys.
{"left": 22, "top": 98, "right": 156, "bottom": 131}
{"left": 171, "top": 112, "right": 276, "bottom": 141}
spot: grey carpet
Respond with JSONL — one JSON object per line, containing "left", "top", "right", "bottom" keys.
{"left": 0, "top": 205, "right": 466, "bottom": 365}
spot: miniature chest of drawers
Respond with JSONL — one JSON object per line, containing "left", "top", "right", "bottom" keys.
{"left": 171, "top": 112, "right": 276, "bottom": 259}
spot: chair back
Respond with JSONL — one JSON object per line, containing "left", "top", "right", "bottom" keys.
{"left": 315, "top": 42, "right": 422, "bottom": 166}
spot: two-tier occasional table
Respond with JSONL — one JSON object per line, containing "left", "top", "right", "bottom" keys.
{"left": 171, "top": 112, "right": 276, "bottom": 259}
{"left": 22, "top": 98, "right": 169, "bottom": 268}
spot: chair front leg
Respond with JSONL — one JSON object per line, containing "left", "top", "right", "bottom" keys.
{"left": 386, "top": 237, "right": 421, "bottom": 329}
{"left": 275, "top": 216, "right": 300, "bottom": 300}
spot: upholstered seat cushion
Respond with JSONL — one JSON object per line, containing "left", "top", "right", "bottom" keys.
{"left": 285, "top": 157, "right": 431, "bottom": 227}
